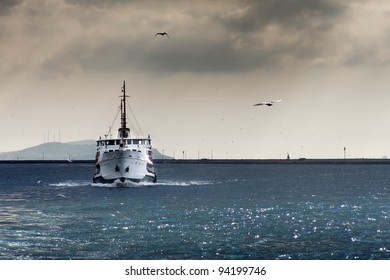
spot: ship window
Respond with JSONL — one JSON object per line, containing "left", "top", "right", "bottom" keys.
{"left": 127, "top": 140, "right": 132, "bottom": 145}
{"left": 134, "top": 140, "right": 140, "bottom": 144}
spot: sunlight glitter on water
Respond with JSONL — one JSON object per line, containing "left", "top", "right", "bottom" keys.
{"left": 2, "top": 163, "right": 390, "bottom": 259}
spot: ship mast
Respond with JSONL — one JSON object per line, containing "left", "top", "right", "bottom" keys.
{"left": 121, "top": 80, "right": 127, "bottom": 131}
{"left": 119, "top": 80, "right": 130, "bottom": 139}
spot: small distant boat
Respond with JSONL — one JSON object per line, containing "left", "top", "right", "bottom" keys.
{"left": 93, "top": 81, "right": 157, "bottom": 184}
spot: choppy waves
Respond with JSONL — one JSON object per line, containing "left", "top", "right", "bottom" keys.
{"left": 49, "top": 180, "right": 91, "bottom": 187}
{"left": 91, "top": 179, "right": 215, "bottom": 188}
{"left": 2, "top": 163, "right": 390, "bottom": 259}
{"left": 42, "top": 179, "right": 216, "bottom": 189}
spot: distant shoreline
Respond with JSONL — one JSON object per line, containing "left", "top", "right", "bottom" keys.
{"left": 2, "top": 158, "right": 390, "bottom": 164}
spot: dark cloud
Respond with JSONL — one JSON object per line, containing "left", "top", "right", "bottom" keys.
{"left": 65, "top": 0, "right": 134, "bottom": 7}
{"left": 219, "top": 0, "right": 346, "bottom": 32}
{"left": 139, "top": 38, "right": 286, "bottom": 73}
{"left": 0, "top": 0, "right": 20, "bottom": 15}
{"left": 40, "top": 36, "right": 268, "bottom": 77}
{"left": 143, "top": 0, "right": 349, "bottom": 73}
{"left": 22, "top": 0, "right": 373, "bottom": 77}
{"left": 39, "top": 34, "right": 143, "bottom": 78}
{"left": 205, "top": 0, "right": 349, "bottom": 69}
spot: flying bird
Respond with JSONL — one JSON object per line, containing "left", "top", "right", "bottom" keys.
{"left": 153, "top": 32, "right": 169, "bottom": 39}
{"left": 253, "top": 100, "right": 282, "bottom": 107}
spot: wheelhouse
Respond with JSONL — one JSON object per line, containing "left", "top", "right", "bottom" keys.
{"left": 96, "top": 138, "right": 152, "bottom": 148}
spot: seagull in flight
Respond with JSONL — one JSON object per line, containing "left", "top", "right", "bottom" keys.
{"left": 253, "top": 99, "right": 282, "bottom": 107}
{"left": 153, "top": 32, "right": 169, "bottom": 39}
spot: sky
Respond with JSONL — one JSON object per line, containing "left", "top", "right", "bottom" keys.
{"left": 2, "top": 0, "right": 390, "bottom": 159}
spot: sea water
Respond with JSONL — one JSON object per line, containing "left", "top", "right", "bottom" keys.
{"left": 1, "top": 162, "right": 390, "bottom": 260}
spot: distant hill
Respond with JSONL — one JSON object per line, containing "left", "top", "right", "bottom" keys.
{"left": 0, "top": 141, "right": 169, "bottom": 160}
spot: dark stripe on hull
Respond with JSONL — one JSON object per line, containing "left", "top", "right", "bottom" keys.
{"left": 93, "top": 174, "right": 156, "bottom": 184}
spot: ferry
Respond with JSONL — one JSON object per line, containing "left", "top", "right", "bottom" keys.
{"left": 93, "top": 81, "right": 157, "bottom": 184}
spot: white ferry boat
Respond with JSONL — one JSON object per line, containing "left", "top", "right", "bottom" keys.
{"left": 93, "top": 81, "right": 157, "bottom": 184}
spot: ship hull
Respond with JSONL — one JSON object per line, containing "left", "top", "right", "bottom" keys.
{"left": 93, "top": 152, "right": 156, "bottom": 184}
{"left": 93, "top": 175, "right": 156, "bottom": 184}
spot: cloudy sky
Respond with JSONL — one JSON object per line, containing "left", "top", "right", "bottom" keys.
{"left": 1, "top": 0, "right": 390, "bottom": 159}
